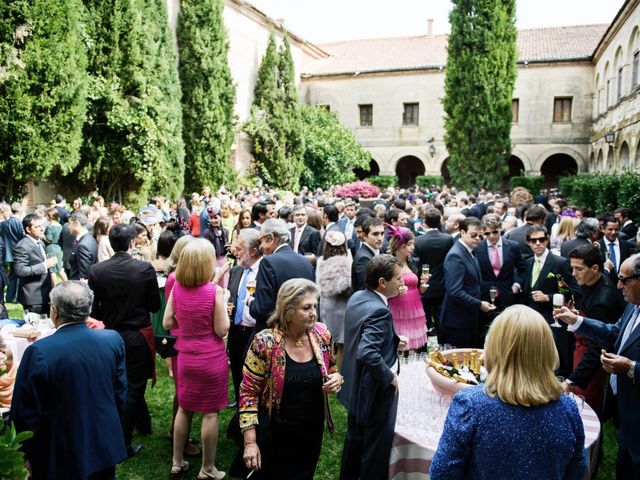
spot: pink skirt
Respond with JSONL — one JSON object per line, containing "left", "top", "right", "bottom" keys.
{"left": 389, "top": 285, "right": 428, "bottom": 350}
{"left": 177, "top": 342, "right": 229, "bottom": 413}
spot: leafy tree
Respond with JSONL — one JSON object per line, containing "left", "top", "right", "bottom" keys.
{"left": 0, "top": 0, "right": 88, "bottom": 200}
{"left": 443, "top": 0, "right": 517, "bottom": 191}
{"left": 71, "top": 0, "right": 184, "bottom": 205}
{"left": 178, "top": 0, "right": 236, "bottom": 193}
{"left": 299, "top": 105, "right": 369, "bottom": 189}
{"left": 244, "top": 34, "right": 305, "bottom": 191}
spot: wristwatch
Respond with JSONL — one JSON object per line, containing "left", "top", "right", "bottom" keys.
{"left": 627, "top": 361, "right": 636, "bottom": 380}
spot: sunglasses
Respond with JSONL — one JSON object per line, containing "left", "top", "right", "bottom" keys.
{"left": 527, "top": 237, "right": 548, "bottom": 244}
{"left": 483, "top": 230, "right": 500, "bottom": 236}
{"left": 618, "top": 274, "right": 640, "bottom": 285}
{"left": 467, "top": 232, "right": 484, "bottom": 239}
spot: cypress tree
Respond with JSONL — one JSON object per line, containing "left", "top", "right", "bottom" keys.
{"left": 0, "top": 0, "right": 88, "bottom": 200}
{"left": 178, "top": 0, "right": 236, "bottom": 193}
{"left": 253, "top": 34, "right": 278, "bottom": 111}
{"left": 443, "top": 0, "right": 517, "bottom": 191}
{"left": 73, "top": 0, "right": 184, "bottom": 205}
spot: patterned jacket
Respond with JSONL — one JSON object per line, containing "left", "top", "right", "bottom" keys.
{"left": 239, "top": 322, "right": 336, "bottom": 433}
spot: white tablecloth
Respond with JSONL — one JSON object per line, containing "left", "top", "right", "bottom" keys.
{"left": 389, "top": 360, "right": 601, "bottom": 480}
{"left": 1, "top": 328, "right": 56, "bottom": 365}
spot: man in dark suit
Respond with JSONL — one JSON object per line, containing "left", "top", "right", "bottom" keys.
{"left": 227, "top": 228, "right": 262, "bottom": 402}
{"left": 557, "top": 253, "right": 640, "bottom": 480}
{"left": 11, "top": 281, "right": 127, "bottom": 480}
{"left": 444, "top": 212, "right": 465, "bottom": 241}
{"left": 560, "top": 217, "right": 599, "bottom": 258}
{"left": 0, "top": 235, "right": 6, "bottom": 319}
{"left": 504, "top": 204, "right": 547, "bottom": 261}
{"left": 88, "top": 224, "right": 160, "bottom": 456}
{"left": 337, "top": 200, "right": 357, "bottom": 245}
{"left": 13, "top": 214, "right": 59, "bottom": 314}
{"left": 339, "top": 255, "right": 407, "bottom": 480}
{"left": 289, "top": 205, "right": 321, "bottom": 257}
{"left": 248, "top": 219, "right": 315, "bottom": 334}
{"left": 440, "top": 217, "right": 496, "bottom": 348}
{"left": 523, "top": 225, "right": 581, "bottom": 378}
{"left": 351, "top": 217, "right": 384, "bottom": 292}
{"left": 68, "top": 213, "right": 98, "bottom": 280}
{"left": 53, "top": 194, "right": 69, "bottom": 224}
{"left": 615, "top": 208, "right": 637, "bottom": 239}
{"left": 599, "top": 214, "right": 632, "bottom": 280}
{"left": 413, "top": 207, "right": 454, "bottom": 336}
{"left": 317, "top": 203, "right": 342, "bottom": 255}
{"left": 2, "top": 202, "right": 25, "bottom": 302}
{"left": 563, "top": 245, "right": 626, "bottom": 420}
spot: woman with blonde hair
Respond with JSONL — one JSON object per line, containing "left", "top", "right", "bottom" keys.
{"left": 551, "top": 214, "right": 578, "bottom": 250}
{"left": 163, "top": 239, "right": 230, "bottom": 479}
{"left": 239, "top": 278, "right": 343, "bottom": 479}
{"left": 430, "top": 305, "right": 587, "bottom": 479}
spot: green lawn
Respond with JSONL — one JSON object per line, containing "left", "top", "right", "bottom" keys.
{"left": 4, "top": 302, "right": 618, "bottom": 479}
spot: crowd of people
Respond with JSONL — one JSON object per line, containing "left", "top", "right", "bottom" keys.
{"left": 1, "top": 183, "right": 639, "bottom": 479}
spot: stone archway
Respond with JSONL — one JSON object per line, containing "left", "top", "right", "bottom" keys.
{"left": 395, "top": 155, "right": 425, "bottom": 188}
{"left": 597, "top": 149, "right": 604, "bottom": 171}
{"left": 441, "top": 157, "right": 451, "bottom": 185}
{"left": 606, "top": 149, "right": 614, "bottom": 173}
{"left": 354, "top": 158, "right": 380, "bottom": 180}
{"left": 589, "top": 152, "right": 595, "bottom": 172}
{"left": 619, "top": 142, "right": 630, "bottom": 171}
{"left": 540, "top": 154, "right": 578, "bottom": 189}
{"left": 503, "top": 155, "right": 525, "bottom": 189}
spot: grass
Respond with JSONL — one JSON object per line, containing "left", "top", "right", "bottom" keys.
{"left": 4, "top": 301, "right": 618, "bottom": 479}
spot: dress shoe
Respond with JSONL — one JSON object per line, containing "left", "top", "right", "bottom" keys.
{"left": 126, "top": 444, "right": 143, "bottom": 459}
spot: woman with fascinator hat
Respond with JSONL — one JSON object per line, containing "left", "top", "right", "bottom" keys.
{"left": 387, "top": 225, "right": 429, "bottom": 351}
{"left": 316, "top": 230, "right": 352, "bottom": 369}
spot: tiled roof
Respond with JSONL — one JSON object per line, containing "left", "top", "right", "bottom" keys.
{"left": 303, "top": 24, "right": 608, "bottom": 77}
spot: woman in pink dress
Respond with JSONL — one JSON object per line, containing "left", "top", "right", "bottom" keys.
{"left": 163, "top": 239, "right": 230, "bottom": 479}
{"left": 387, "top": 226, "right": 430, "bottom": 351}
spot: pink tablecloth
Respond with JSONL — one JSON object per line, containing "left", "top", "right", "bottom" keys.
{"left": 389, "top": 362, "right": 601, "bottom": 480}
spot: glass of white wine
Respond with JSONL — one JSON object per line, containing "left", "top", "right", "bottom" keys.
{"left": 551, "top": 293, "right": 564, "bottom": 327}
{"left": 422, "top": 264, "right": 430, "bottom": 277}
{"left": 489, "top": 286, "right": 497, "bottom": 305}
{"left": 246, "top": 280, "right": 256, "bottom": 296}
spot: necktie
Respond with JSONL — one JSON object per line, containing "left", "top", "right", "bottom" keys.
{"left": 491, "top": 244, "right": 501, "bottom": 277}
{"left": 608, "top": 242, "right": 617, "bottom": 273}
{"left": 531, "top": 258, "right": 541, "bottom": 288}
{"left": 234, "top": 268, "right": 252, "bottom": 325}
{"left": 294, "top": 228, "right": 303, "bottom": 252}
{"left": 37, "top": 241, "right": 47, "bottom": 261}
{"left": 611, "top": 307, "right": 640, "bottom": 394}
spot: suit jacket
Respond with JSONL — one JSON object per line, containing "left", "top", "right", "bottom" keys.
{"left": 523, "top": 252, "right": 582, "bottom": 322}
{"left": 338, "top": 289, "right": 399, "bottom": 424}
{"left": 440, "top": 241, "right": 482, "bottom": 330}
{"left": 89, "top": 252, "right": 161, "bottom": 331}
{"left": 503, "top": 223, "right": 534, "bottom": 261}
{"left": 227, "top": 265, "right": 244, "bottom": 321}
{"left": 11, "top": 323, "right": 127, "bottom": 479}
{"left": 13, "top": 236, "right": 52, "bottom": 307}
{"left": 1, "top": 216, "right": 24, "bottom": 262}
{"left": 289, "top": 224, "right": 321, "bottom": 256}
{"left": 69, "top": 233, "right": 98, "bottom": 280}
{"left": 476, "top": 237, "right": 525, "bottom": 306}
{"left": 249, "top": 244, "right": 315, "bottom": 332}
{"left": 560, "top": 237, "right": 592, "bottom": 258}
{"left": 61, "top": 222, "right": 75, "bottom": 270}
{"left": 621, "top": 221, "right": 638, "bottom": 239}
{"left": 598, "top": 237, "right": 632, "bottom": 275}
{"left": 569, "top": 274, "right": 626, "bottom": 388}
{"left": 576, "top": 305, "right": 640, "bottom": 456}
{"left": 413, "top": 229, "right": 454, "bottom": 298}
{"left": 338, "top": 217, "right": 359, "bottom": 256}
{"left": 351, "top": 243, "right": 375, "bottom": 292}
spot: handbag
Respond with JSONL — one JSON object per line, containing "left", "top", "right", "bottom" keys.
{"left": 154, "top": 334, "right": 178, "bottom": 358}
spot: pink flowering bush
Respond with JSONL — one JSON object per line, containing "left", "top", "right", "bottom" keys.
{"left": 335, "top": 181, "right": 380, "bottom": 199}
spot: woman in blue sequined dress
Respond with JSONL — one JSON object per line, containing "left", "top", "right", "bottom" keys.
{"left": 430, "top": 305, "right": 587, "bottom": 480}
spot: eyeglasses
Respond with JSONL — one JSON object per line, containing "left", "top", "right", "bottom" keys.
{"left": 618, "top": 274, "right": 640, "bottom": 285}
{"left": 467, "top": 232, "right": 484, "bottom": 239}
{"left": 483, "top": 230, "right": 500, "bottom": 236}
{"left": 258, "top": 234, "right": 272, "bottom": 243}
{"left": 527, "top": 237, "right": 548, "bottom": 244}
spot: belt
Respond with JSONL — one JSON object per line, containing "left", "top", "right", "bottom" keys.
{"left": 232, "top": 324, "right": 253, "bottom": 332}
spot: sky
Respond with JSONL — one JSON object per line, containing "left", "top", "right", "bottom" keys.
{"left": 247, "top": 0, "right": 625, "bottom": 43}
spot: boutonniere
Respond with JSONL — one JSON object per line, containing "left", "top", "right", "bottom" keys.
{"left": 546, "top": 272, "right": 556, "bottom": 279}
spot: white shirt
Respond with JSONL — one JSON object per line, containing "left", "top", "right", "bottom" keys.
{"left": 458, "top": 238, "right": 475, "bottom": 256}
{"left": 363, "top": 242, "right": 379, "bottom": 256}
{"left": 238, "top": 259, "right": 261, "bottom": 327}
{"left": 604, "top": 238, "right": 621, "bottom": 272}
{"left": 344, "top": 219, "right": 355, "bottom": 240}
{"left": 373, "top": 289, "right": 389, "bottom": 306}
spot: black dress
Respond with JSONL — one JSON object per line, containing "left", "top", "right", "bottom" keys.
{"left": 260, "top": 352, "right": 325, "bottom": 480}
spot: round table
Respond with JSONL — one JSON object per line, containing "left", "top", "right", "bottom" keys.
{"left": 1, "top": 327, "right": 57, "bottom": 365}
{"left": 389, "top": 360, "right": 601, "bottom": 480}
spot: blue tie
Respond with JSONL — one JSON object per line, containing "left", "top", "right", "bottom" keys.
{"left": 234, "top": 268, "right": 252, "bottom": 325}
{"left": 608, "top": 242, "right": 617, "bottom": 273}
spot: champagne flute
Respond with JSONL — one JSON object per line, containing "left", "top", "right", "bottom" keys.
{"left": 551, "top": 293, "right": 563, "bottom": 327}
{"left": 422, "top": 264, "right": 430, "bottom": 277}
{"left": 246, "top": 280, "right": 256, "bottom": 296}
{"left": 489, "top": 286, "right": 497, "bottom": 305}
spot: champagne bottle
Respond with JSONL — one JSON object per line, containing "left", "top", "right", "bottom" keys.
{"left": 428, "top": 359, "right": 460, "bottom": 377}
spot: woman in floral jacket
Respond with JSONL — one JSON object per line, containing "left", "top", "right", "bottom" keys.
{"left": 239, "top": 278, "right": 343, "bottom": 480}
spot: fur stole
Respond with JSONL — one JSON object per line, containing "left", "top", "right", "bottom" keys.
{"left": 316, "top": 255, "right": 352, "bottom": 297}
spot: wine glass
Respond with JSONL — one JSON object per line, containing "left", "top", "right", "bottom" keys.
{"left": 246, "top": 280, "right": 256, "bottom": 296}
{"left": 422, "top": 264, "right": 430, "bottom": 277}
{"left": 489, "top": 287, "right": 497, "bottom": 305}
{"left": 551, "top": 293, "right": 563, "bottom": 327}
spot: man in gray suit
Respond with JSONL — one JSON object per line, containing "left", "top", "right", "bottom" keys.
{"left": 13, "top": 214, "right": 58, "bottom": 314}
{"left": 339, "top": 254, "right": 407, "bottom": 480}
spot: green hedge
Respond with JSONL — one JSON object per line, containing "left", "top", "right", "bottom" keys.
{"left": 559, "top": 172, "right": 640, "bottom": 216}
{"left": 367, "top": 175, "right": 397, "bottom": 189}
{"left": 510, "top": 176, "right": 544, "bottom": 193}
{"left": 416, "top": 175, "right": 445, "bottom": 188}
